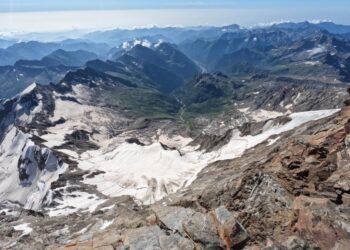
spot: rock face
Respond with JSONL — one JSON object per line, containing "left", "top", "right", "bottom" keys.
{"left": 47, "top": 205, "right": 248, "bottom": 250}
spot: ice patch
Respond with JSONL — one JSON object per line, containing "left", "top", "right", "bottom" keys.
{"left": 122, "top": 41, "right": 130, "bottom": 49}
{"left": 100, "top": 204, "right": 115, "bottom": 211}
{"left": 154, "top": 39, "right": 164, "bottom": 48}
{"left": 18, "top": 83, "right": 36, "bottom": 97}
{"left": 285, "top": 104, "right": 293, "bottom": 110}
{"left": 46, "top": 189, "right": 105, "bottom": 217}
{"left": 217, "top": 109, "right": 338, "bottom": 161}
{"left": 267, "top": 136, "right": 281, "bottom": 146}
{"left": 13, "top": 223, "right": 33, "bottom": 237}
{"left": 0, "top": 208, "right": 19, "bottom": 216}
{"left": 307, "top": 45, "right": 326, "bottom": 56}
{"left": 77, "top": 109, "right": 339, "bottom": 205}
{"left": 121, "top": 39, "right": 152, "bottom": 49}
{"left": 304, "top": 61, "right": 320, "bottom": 66}
{"left": 238, "top": 107, "right": 250, "bottom": 113}
{"left": 43, "top": 94, "right": 115, "bottom": 148}
{"left": 74, "top": 224, "right": 92, "bottom": 235}
{"left": 80, "top": 142, "right": 203, "bottom": 204}
{"left": 100, "top": 219, "right": 114, "bottom": 230}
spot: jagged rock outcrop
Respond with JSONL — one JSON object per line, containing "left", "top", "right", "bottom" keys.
{"left": 47, "top": 205, "right": 248, "bottom": 250}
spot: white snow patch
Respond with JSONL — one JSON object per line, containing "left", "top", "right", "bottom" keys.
{"left": 79, "top": 142, "right": 203, "bottom": 204}
{"left": 100, "top": 219, "right": 114, "bottom": 230}
{"left": 122, "top": 39, "right": 152, "bottom": 49}
{"left": 18, "top": 83, "right": 36, "bottom": 97}
{"left": 122, "top": 41, "right": 130, "bottom": 49}
{"left": 0, "top": 208, "right": 19, "bottom": 216}
{"left": 74, "top": 224, "right": 92, "bottom": 235}
{"left": 285, "top": 104, "right": 293, "bottom": 110}
{"left": 43, "top": 93, "right": 115, "bottom": 148}
{"left": 13, "top": 223, "right": 33, "bottom": 237}
{"left": 76, "top": 109, "right": 338, "bottom": 205}
{"left": 250, "top": 20, "right": 291, "bottom": 28}
{"left": 154, "top": 39, "right": 164, "bottom": 48}
{"left": 267, "top": 136, "right": 281, "bottom": 146}
{"left": 306, "top": 45, "right": 326, "bottom": 56}
{"left": 309, "top": 19, "right": 333, "bottom": 24}
{"left": 100, "top": 204, "right": 115, "bottom": 211}
{"left": 217, "top": 109, "right": 338, "bottom": 161}
{"left": 304, "top": 61, "right": 320, "bottom": 66}
{"left": 238, "top": 107, "right": 250, "bottom": 113}
{"left": 293, "top": 92, "right": 302, "bottom": 104}
{"left": 46, "top": 190, "right": 105, "bottom": 217}
{"left": 137, "top": 39, "right": 152, "bottom": 48}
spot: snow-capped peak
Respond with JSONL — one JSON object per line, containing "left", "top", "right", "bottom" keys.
{"left": 19, "top": 82, "right": 37, "bottom": 97}
{"left": 121, "top": 39, "right": 152, "bottom": 50}
{"left": 120, "top": 39, "right": 164, "bottom": 50}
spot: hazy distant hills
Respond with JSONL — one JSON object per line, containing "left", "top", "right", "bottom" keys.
{"left": 180, "top": 27, "right": 350, "bottom": 82}
{"left": 84, "top": 25, "right": 241, "bottom": 45}
{"left": 0, "top": 38, "right": 16, "bottom": 49}
{"left": 0, "top": 49, "right": 99, "bottom": 98}
{"left": 0, "top": 21, "right": 350, "bottom": 99}
{"left": 0, "top": 40, "right": 110, "bottom": 66}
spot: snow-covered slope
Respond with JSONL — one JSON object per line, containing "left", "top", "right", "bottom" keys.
{"left": 0, "top": 127, "right": 67, "bottom": 210}
{"left": 0, "top": 80, "right": 340, "bottom": 213}
{"left": 71, "top": 109, "right": 338, "bottom": 204}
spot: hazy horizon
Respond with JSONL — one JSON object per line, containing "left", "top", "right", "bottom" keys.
{"left": 0, "top": 1, "right": 350, "bottom": 34}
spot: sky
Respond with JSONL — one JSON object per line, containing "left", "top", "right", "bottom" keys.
{"left": 0, "top": 0, "right": 350, "bottom": 33}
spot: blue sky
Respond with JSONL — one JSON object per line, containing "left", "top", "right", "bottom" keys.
{"left": 0, "top": 1, "right": 349, "bottom": 33}
{"left": 1, "top": 0, "right": 350, "bottom": 12}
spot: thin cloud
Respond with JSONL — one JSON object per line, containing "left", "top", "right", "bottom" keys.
{"left": 0, "top": 7, "right": 349, "bottom": 34}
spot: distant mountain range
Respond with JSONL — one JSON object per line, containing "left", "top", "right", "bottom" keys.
{"left": 0, "top": 21, "right": 350, "bottom": 99}
{"left": 0, "top": 40, "right": 110, "bottom": 66}
{"left": 0, "top": 49, "right": 99, "bottom": 99}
